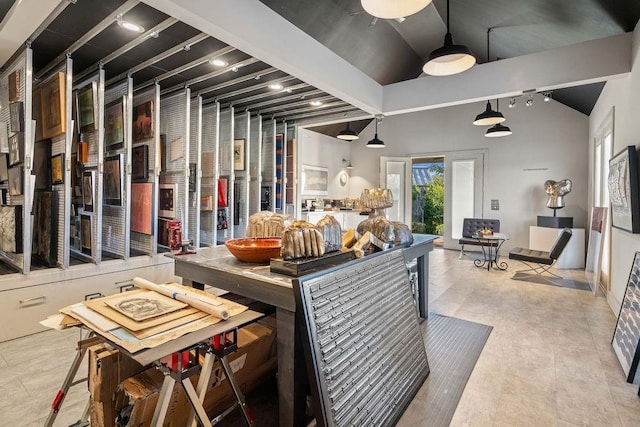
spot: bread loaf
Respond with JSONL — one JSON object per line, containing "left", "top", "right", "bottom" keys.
{"left": 246, "top": 211, "right": 293, "bottom": 238}
{"left": 281, "top": 221, "right": 326, "bottom": 260}
{"left": 316, "top": 215, "right": 342, "bottom": 253}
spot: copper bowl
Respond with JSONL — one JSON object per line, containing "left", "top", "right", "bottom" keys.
{"left": 225, "top": 237, "right": 282, "bottom": 263}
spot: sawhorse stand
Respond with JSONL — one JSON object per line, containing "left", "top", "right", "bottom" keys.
{"left": 152, "top": 328, "right": 254, "bottom": 427}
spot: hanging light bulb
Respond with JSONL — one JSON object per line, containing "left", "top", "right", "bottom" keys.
{"left": 423, "top": 0, "right": 475, "bottom": 76}
{"left": 361, "top": 0, "right": 432, "bottom": 20}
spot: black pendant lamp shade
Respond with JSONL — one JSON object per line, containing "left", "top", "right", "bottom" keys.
{"left": 366, "top": 118, "right": 386, "bottom": 148}
{"left": 423, "top": 0, "right": 475, "bottom": 76}
{"left": 337, "top": 122, "right": 359, "bottom": 140}
{"left": 485, "top": 122, "right": 512, "bottom": 137}
{"left": 473, "top": 101, "right": 505, "bottom": 126}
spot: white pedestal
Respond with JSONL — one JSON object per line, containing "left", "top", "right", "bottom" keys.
{"left": 529, "top": 226, "right": 585, "bottom": 269}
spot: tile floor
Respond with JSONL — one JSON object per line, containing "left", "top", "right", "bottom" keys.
{"left": 0, "top": 248, "right": 638, "bottom": 426}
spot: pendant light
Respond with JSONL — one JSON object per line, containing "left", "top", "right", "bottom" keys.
{"left": 423, "top": 0, "right": 475, "bottom": 76}
{"left": 473, "top": 29, "right": 504, "bottom": 126}
{"left": 337, "top": 122, "right": 359, "bottom": 141}
{"left": 367, "top": 117, "right": 386, "bottom": 148}
{"left": 361, "top": 0, "right": 432, "bottom": 20}
{"left": 485, "top": 100, "right": 512, "bottom": 137}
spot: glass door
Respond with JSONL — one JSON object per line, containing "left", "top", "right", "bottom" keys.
{"left": 380, "top": 157, "right": 412, "bottom": 224}
{"left": 593, "top": 109, "right": 613, "bottom": 294}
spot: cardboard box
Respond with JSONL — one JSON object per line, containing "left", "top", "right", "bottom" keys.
{"left": 87, "top": 344, "right": 146, "bottom": 427}
{"left": 114, "top": 322, "right": 277, "bottom": 426}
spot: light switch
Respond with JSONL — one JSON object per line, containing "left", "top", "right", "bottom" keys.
{"left": 491, "top": 199, "right": 499, "bottom": 210}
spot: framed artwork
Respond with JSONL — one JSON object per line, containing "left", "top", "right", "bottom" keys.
{"left": 170, "top": 136, "right": 184, "bottom": 161}
{"left": 103, "top": 154, "right": 123, "bottom": 206}
{"left": 0, "top": 122, "right": 7, "bottom": 153}
{"left": 131, "top": 182, "right": 153, "bottom": 235}
{"left": 189, "top": 162, "right": 197, "bottom": 192}
{"left": 158, "top": 218, "right": 181, "bottom": 249}
{"left": 105, "top": 98, "right": 125, "bottom": 150}
{"left": 33, "top": 140, "right": 51, "bottom": 190}
{"left": 0, "top": 154, "right": 8, "bottom": 183}
{"left": 0, "top": 205, "right": 23, "bottom": 253}
{"left": 612, "top": 251, "right": 640, "bottom": 384}
{"left": 300, "top": 164, "right": 329, "bottom": 196}
{"left": 77, "top": 82, "right": 98, "bottom": 132}
{"left": 82, "top": 170, "right": 94, "bottom": 212}
{"left": 1, "top": 189, "right": 6, "bottom": 205}
{"left": 81, "top": 214, "right": 92, "bottom": 255}
{"left": 78, "top": 141, "right": 89, "bottom": 164}
{"left": 8, "top": 70, "right": 20, "bottom": 102}
{"left": 51, "top": 153, "right": 64, "bottom": 185}
{"left": 133, "top": 100, "right": 154, "bottom": 142}
{"left": 9, "top": 102, "right": 23, "bottom": 133}
{"left": 159, "top": 183, "right": 177, "bottom": 218}
{"left": 8, "top": 166, "right": 23, "bottom": 196}
{"left": 608, "top": 145, "right": 640, "bottom": 234}
{"left": 201, "top": 195, "right": 213, "bottom": 211}
{"left": 234, "top": 139, "right": 245, "bottom": 171}
{"left": 218, "top": 176, "right": 228, "bottom": 207}
{"left": 159, "top": 134, "right": 167, "bottom": 171}
{"left": 8, "top": 133, "right": 23, "bottom": 166}
{"left": 32, "top": 191, "right": 58, "bottom": 267}
{"left": 40, "top": 72, "right": 66, "bottom": 139}
{"left": 132, "top": 145, "right": 149, "bottom": 181}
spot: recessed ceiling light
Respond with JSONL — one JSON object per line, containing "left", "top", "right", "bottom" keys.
{"left": 309, "top": 100, "right": 323, "bottom": 106}
{"left": 268, "top": 83, "right": 283, "bottom": 90}
{"left": 209, "top": 58, "right": 227, "bottom": 67}
{"left": 285, "top": 88, "right": 293, "bottom": 93}
{"left": 231, "top": 66, "right": 239, "bottom": 72}
{"left": 117, "top": 19, "right": 145, "bottom": 33}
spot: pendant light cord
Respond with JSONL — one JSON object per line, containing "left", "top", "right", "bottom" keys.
{"left": 487, "top": 28, "right": 491, "bottom": 62}
{"left": 446, "top": 0, "right": 450, "bottom": 32}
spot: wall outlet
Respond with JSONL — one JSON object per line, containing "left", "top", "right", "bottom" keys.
{"left": 491, "top": 200, "right": 499, "bottom": 210}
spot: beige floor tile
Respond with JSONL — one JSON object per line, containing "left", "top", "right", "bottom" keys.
{"left": 493, "top": 393, "right": 557, "bottom": 427}
{"left": 555, "top": 373, "right": 621, "bottom": 426}
{"left": 554, "top": 344, "right": 607, "bottom": 383}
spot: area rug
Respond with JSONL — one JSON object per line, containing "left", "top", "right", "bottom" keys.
{"left": 399, "top": 313, "right": 493, "bottom": 427}
{"left": 511, "top": 271, "right": 591, "bottom": 291}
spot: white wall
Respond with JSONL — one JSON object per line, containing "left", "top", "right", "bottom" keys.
{"left": 346, "top": 99, "right": 589, "bottom": 252}
{"left": 589, "top": 22, "right": 640, "bottom": 313}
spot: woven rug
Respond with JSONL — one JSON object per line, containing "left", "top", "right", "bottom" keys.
{"left": 511, "top": 271, "right": 591, "bottom": 291}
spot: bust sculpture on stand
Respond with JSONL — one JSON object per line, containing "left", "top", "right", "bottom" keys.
{"left": 361, "top": 188, "right": 393, "bottom": 218}
{"left": 539, "top": 179, "right": 574, "bottom": 228}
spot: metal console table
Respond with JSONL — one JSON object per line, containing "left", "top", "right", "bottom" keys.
{"left": 472, "top": 232, "right": 509, "bottom": 271}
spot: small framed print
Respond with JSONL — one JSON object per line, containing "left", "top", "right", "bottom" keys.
{"left": 189, "top": 162, "right": 197, "bottom": 192}
{"left": 8, "top": 166, "right": 23, "bottom": 196}
{"left": 233, "top": 139, "right": 245, "bottom": 171}
{"left": 201, "top": 195, "right": 213, "bottom": 211}
{"left": 132, "top": 100, "right": 154, "bottom": 142}
{"left": 159, "top": 183, "right": 177, "bottom": 218}
{"left": 8, "top": 70, "right": 20, "bottom": 102}
{"left": 8, "top": 133, "right": 23, "bottom": 166}
{"left": 51, "top": 153, "right": 64, "bottom": 185}
{"left": 105, "top": 98, "right": 125, "bottom": 150}
{"left": 131, "top": 182, "right": 153, "bottom": 235}
{"left": 76, "top": 82, "right": 98, "bottom": 132}
{"left": 41, "top": 72, "right": 66, "bottom": 139}
{"left": 103, "top": 154, "right": 123, "bottom": 206}
{"left": 81, "top": 214, "right": 92, "bottom": 255}
{"left": 9, "top": 102, "right": 23, "bottom": 133}
{"left": 132, "top": 145, "right": 149, "bottom": 181}
{"left": 0, "top": 154, "right": 8, "bottom": 183}
{"left": 82, "top": 170, "right": 94, "bottom": 212}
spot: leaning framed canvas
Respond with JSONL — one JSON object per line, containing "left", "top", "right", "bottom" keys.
{"left": 82, "top": 170, "right": 94, "bottom": 212}
{"left": 8, "top": 133, "right": 23, "bottom": 166}
{"left": 40, "top": 72, "right": 66, "bottom": 139}
{"left": 131, "top": 182, "right": 154, "bottom": 235}
{"left": 32, "top": 190, "right": 58, "bottom": 267}
{"left": 9, "top": 101, "right": 23, "bottom": 133}
{"left": 51, "top": 153, "right": 64, "bottom": 185}
{"left": 608, "top": 145, "right": 640, "bottom": 233}
{"left": 104, "top": 98, "right": 125, "bottom": 150}
{"left": 8, "top": 70, "right": 20, "bottom": 102}
{"left": 0, "top": 205, "right": 23, "bottom": 253}
{"left": 103, "top": 154, "right": 123, "bottom": 206}
{"left": 133, "top": 100, "right": 154, "bottom": 142}
{"left": 76, "top": 82, "right": 98, "bottom": 132}
{"left": 0, "top": 154, "right": 8, "bottom": 183}
{"left": 159, "top": 183, "right": 177, "bottom": 218}
{"left": 132, "top": 145, "right": 149, "bottom": 181}
{"left": 233, "top": 139, "right": 245, "bottom": 171}
{"left": 612, "top": 251, "right": 640, "bottom": 384}
{"left": 33, "top": 140, "right": 52, "bottom": 190}
{"left": 81, "top": 214, "right": 92, "bottom": 255}
{"left": 8, "top": 166, "right": 23, "bottom": 196}
{"left": 300, "top": 164, "right": 329, "bottom": 196}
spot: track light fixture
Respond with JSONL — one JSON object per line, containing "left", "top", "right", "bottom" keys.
{"left": 525, "top": 94, "right": 534, "bottom": 107}
{"left": 361, "top": 0, "right": 432, "bottom": 19}
{"left": 342, "top": 158, "right": 353, "bottom": 169}
{"left": 543, "top": 91, "right": 552, "bottom": 102}
{"left": 423, "top": 0, "right": 475, "bottom": 76}
{"left": 337, "top": 122, "right": 359, "bottom": 141}
{"left": 508, "top": 97, "right": 516, "bottom": 109}
{"left": 367, "top": 116, "right": 386, "bottom": 148}
{"left": 116, "top": 14, "right": 145, "bottom": 33}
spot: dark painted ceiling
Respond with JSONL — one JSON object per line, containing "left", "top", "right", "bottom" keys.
{"left": 0, "top": 0, "right": 14, "bottom": 24}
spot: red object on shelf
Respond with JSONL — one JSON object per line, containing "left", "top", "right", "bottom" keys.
{"left": 218, "top": 178, "right": 228, "bottom": 207}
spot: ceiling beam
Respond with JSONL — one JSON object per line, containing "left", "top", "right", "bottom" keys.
{"left": 383, "top": 33, "right": 633, "bottom": 115}
{"left": 198, "top": 67, "right": 279, "bottom": 98}
{"left": 141, "top": 0, "right": 383, "bottom": 114}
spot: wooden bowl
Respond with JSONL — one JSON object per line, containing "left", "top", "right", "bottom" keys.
{"left": 225, "top": 237, "right": 282, "bottom": 263}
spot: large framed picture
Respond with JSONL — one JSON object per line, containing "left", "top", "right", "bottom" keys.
{"left": 608, "top": 145, "right": 640, "bottom": 233}
{"left": 300, "top": 164, "right": 329, "bottom": 196}
{"left": 132, "top": 145, "right": 149, "bottom": 181}
{"left": 131, "top": 182, "right": 153, "bottom": 235}
{"left": 8, "top": 133, "right": 23, "bottom": 166}
{"left": 159, "top": 183, "right": 177, "bottom": 218}
{"left": 76, "top": 82, "right": 98, "bottom": 132}
{"left": 32, "top": 190, "right": 57, "bottom": 267}
{"left": 0, "top": 205, "right": 23, "bottom": 253}
{"left": 233, "top": 139, "right": 245, "bottom": 171}
{"left": 0, "top": 154, "right": 8, "bottom": 183}
{"left": 51, "top": 153, "right": 64, "bottom": 185}
{"left": 9, "top": 102, "right": 23, "bottom": 133}
{"left": 40, "top": 72, "right": 66, "bottom": 139}
{"left": 33, "top": 140, "right": 52, "bottom": 190}
{"left": 612, "top": 251, "right": 640, "bottom": 384}
{"left": 82, "top": 170, "right": 95, "bottom": 212}
{"left": 133, "top": 100, "right": 154, "bottom": 142}
{"left": 81, "top": 214, "right": 92, "bottom": 255}
{"left": 103, "top": 154, "right": 123, "bottom": 206}
{"left": 8, "top": 166, "right": 23, "bottom": 196}
{"left": 0, "top": 121, "right": 8, "bottom": 153}
{"left": 8, "top": 70, "right": 20, "bottom": 102}
{"left": 105, "top": 98, "right": 125, "bottom": 150}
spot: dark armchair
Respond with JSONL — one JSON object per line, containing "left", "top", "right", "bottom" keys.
{"left": 459, "top": 218, "right": 501, "bottom": 258}
{"left": 508, "top": 228, "right": 572, "bottom": 277}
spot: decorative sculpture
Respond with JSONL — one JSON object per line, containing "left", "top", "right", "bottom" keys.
{"left": 544, "top": 179, "right": 572, "bottom": 216}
